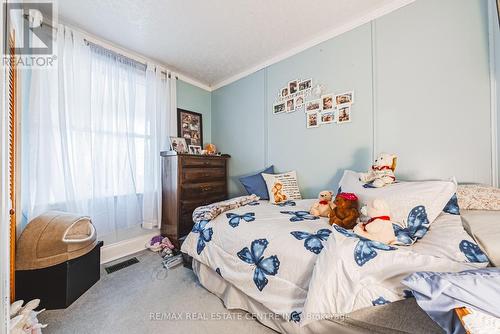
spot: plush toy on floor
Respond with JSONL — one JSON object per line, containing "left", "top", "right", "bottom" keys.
{"left": 310, "top": 190, "right": 334, "bottom": 217}
{"left": 10, "top": 299, "right": 47, "bottom": 334}
{"left": 328, "top": 192, "right": 360, "bottom": 229}
{"left": 360, "top": 152, "right": 397, "bottom": 188}
{"left": 354, "top": 199, "right": 396, "bottom": 244}
{"left": 146, "top": 235, "right": 175, "bottom": 253}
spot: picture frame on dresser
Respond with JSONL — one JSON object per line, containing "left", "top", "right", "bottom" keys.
{"left": 177, "top": 108, "right": 203, "bottom": 147}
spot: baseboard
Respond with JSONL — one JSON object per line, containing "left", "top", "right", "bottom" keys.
{"left": 100, "top": 230, "right": 158, "bottom": 264}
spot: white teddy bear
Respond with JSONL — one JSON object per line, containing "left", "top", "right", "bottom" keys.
{"left": 360, "top": 152, "right": 397, "bottom": 188}
{"left": 354, "top": 199, "right": 396, "bottom": 245}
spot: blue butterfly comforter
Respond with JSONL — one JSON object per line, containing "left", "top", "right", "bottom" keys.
{"left": 180, "top": 199, "right": 489, "bottom": 327}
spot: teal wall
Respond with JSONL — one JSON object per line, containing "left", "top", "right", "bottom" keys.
{"left": 374, "top": 0, "right": 491, "bottom": 183}
{"left": 177, "top": 80, "right": 212, "bottom": 144}
{"left": 212, "top": 70, "right": 267, "bottom": 195}
{"left": 211, "top": 0, "right": 494, "bottom": 198}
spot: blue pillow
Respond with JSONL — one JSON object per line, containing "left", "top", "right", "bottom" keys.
{"left": 239, "top": 166, "right": 274, "bottom": 200}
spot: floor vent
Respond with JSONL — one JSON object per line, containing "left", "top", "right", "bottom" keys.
{"left": 105, "top": 257, "right": 139, "bottom": 274}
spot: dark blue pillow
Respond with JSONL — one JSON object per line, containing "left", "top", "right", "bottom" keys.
{"left": 239, "top": 166, "right": 274, "bottom": 200}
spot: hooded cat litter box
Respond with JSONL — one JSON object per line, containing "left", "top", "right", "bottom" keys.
{"left": 16, "top": 211, "right": 103, "bottom": 309}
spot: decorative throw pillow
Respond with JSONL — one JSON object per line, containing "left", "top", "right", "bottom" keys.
{"left": 262, "top": 171, "right": 302, "bottom": 204}
{"left": 239, "top": 166, "right": 275, "bottom": 200}
{"left": 456, "top": 184, "right": 500, "bottom": 210}
{"left": 339, "top": 170, "right": 456, "bottom": 245}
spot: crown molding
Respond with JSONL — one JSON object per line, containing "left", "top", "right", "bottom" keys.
{"left": 210, "top": 0, "right": 415, "bottom": 91}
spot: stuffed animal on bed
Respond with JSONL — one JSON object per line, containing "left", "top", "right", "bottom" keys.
{"left": 328, "top": 192, "right": 359, "bottom": 229}
{"left": 354, "top": 199, "right": 396, "bottom": 244}
{"left": 271, "top": 182, "right": 287, "bottom": 203}
{"left": 359, "top": 152, "right": 397, "bottom": 188}
{"left": 310, "top": 190, "right": 334, "bottom": 217}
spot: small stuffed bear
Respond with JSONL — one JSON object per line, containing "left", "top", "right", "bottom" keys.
{"left": 360, "top": 152, "right": 397, "bottom": 188}
{"left": 271, "top": 182, "right": 287, "bottom": 203}
{"left": 328, "top": 192, "right": 359, "bottom": 229}
{"left": 354, "top": 199, "right": 396, "bottom": 244}
{"left": 310, "top": 190, "right": 334, "bottom": 217}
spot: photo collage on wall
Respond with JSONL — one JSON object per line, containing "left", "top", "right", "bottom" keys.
{"left": 273, "top": 78, "right": 354, "bottom": 129}
{"left": 273, "top": 78, "right": 312, "bottom": 115}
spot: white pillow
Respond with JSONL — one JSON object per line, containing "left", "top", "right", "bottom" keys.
{"left": 339, "top": 170, "right": 457, "bottom": 245}
{"left": 262, "top": 171, "right": 302, "bottom": 204}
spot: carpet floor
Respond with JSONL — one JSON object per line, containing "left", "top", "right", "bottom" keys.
{"left": 38, "top": 250, "right": 275, "bottom": 334}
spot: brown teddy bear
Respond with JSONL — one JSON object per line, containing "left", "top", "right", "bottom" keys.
{"left": 329, "top": 192, "right": 360, "bottom": 230}
{"left": 310, "top": 190, "right": 334, "bottom": 217}
{"left": 271, "top": 182, "right": 287, "bottom": 203}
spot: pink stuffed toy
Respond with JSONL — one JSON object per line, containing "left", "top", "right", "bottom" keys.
{"left": 146, "top": 235, "right": 175, "bottom": 252}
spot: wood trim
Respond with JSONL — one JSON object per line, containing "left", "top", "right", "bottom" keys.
{"left": 8, "top": 32, "right": 17, "bottom": 302}
{"left": 455, "top": 307, "right": 471, "bottom": 334}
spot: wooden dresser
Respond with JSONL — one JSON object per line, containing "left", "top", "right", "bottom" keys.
{"left": 160, "top": 151, "right": 230, "bottom": 248}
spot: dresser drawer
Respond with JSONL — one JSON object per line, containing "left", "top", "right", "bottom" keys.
{"left": 180, "top": 196, "right": 227, "bottom": 215}
{"left": 178, "top": 196, "right": 226, "bottom": 237}
{"left": 161, "top": 152, "right": 230, "bottom": 249}
{"left": 179, "top": 217, "right": 194, "bottom": 239}
{"left": 181, "top": 157, "right": 226, "bottom": 169}
{"left": 181, "top": 167, "right": 225, "bottom": 183}
{"left": 181, "top": 181, "right": 226, "bottom": 200}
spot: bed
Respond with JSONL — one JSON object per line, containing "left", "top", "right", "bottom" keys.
{"left": 180, "top": 195, "right": 490, "bottom": 333}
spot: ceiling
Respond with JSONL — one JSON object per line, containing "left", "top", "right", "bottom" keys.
{"left": 57, "top": 0, "right": 412, "bottom": 89}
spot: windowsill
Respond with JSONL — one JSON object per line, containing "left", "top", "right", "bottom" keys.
{"left": 100, "top": 225, "right": 159, "bottom": 246}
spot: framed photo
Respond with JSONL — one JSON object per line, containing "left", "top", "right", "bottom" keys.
{"left": 188, "top": 145, "right": 202, "bottom": 155}
{"left": 321, "top": 94, "right": 334, "bottom": 111}
{"left": 338, "top": 105, "right": 352, "bottom": 124}
{"left": 273, "top": 101, "right": 286, "bottom": 114}
{"left": 281, "top": 87, "right": 289, "bottom": 98}
{"left": 306, "top": 111, "right": 319, "bottom": 128}
{"left": 305, "top": 99, "right": 321, "bottom": 112}
{"left": 295, "top": 95, "right": 304, "bottom": 107}
{"left": 169, "top": 136, "right": 188, "bottom": 153}
{"left": 286, "top": 98, "right": 295, "bottom": 113}
{"left": 497, "top": 0, "right": 500, "bottom": 29}
{"left": 334, "top": 91, "right": 354, "bottom": 106}
{"left": 178, "top": 109, "right": 203, "bottom": 147}
{"left": 299, "top": 79, "right": 312, "bottom": 91}
{"left": 288, "top": 80, "right": 298, "bottom": 95}
{"left": 320, "top": 110, "right": 335, "bottom": 124}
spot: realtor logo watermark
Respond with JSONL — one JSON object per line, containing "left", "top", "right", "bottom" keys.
{"left": 3, "top": 1, "right": 57, "bottom": 68}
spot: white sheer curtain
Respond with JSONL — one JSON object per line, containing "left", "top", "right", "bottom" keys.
{"left": 23, "top": 24, "right": 175, "bottom": 239}
{"left": 142, "top": 64, "right": 176, "bottom": 228}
